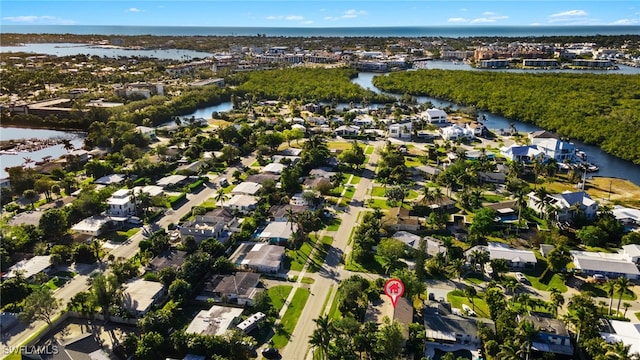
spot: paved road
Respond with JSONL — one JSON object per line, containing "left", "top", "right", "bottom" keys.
{"left": 1, "top": 156, "right": 255, "bottom": 358}
{"left": 280, "top": 141, "right": 383, "bottom": 360}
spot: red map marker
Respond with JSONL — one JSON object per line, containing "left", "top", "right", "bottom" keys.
{"left": 384, "top": 278, "right": 405, "bottom": 308}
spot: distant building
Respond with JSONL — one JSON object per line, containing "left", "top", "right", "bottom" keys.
{"left": 114, "top": 82, "right": 164, "bottom": 99}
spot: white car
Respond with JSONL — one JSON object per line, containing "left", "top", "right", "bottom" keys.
{"left": 515, "top": 272, "right": 527, "bottom": 282}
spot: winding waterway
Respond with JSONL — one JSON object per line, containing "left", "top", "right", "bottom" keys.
{"left": 351, "top": 72, "right": 640, "bottom": 185}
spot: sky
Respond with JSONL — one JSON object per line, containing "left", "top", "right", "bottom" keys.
{"left": 1, "top": 1, "right": 639, "bottom": 27}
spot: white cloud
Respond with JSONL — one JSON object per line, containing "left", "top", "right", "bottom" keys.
{"left": 300, "top": 20, "right": 313, "bottom": 25}
{"left": 471, "top": 17, "right": 497, "bottom": 24}
{"left": 611, "top": 18, "right": 640, "bottom": 25}
{"left": 549, "top": 9, "right": 588, "bottom": 18}
{"left": 266, "top": 15, "right": 283, "bottom": 20}
{"left": 470, "top": 12, "right": 508, "bottom": 24}
{"left": 342, "top": 9, "right": 368, "bottom": 19}
{"left": 447, "top": 17, "right": 468, "bottom": 23}
{"left": 2, "top": 15, "right": 75, "bottom": 25}
{"left": 286, "top": 15, "right": 304, "bottom": 21}
{"left": 266, "top": 14, "right": 306, "bottom": 21}
{"left": 127, "top": 7, "right": 141, "bottom": 13}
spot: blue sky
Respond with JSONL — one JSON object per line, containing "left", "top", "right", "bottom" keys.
{"left": 1, "top": 1, "right": 639, "bottom": 27}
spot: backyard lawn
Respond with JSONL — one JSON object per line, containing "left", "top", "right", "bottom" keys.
{"left": 101, "top": 227, "right": 140, "bottom": 243}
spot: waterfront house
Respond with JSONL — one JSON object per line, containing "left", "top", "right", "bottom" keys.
{"left": 388, "top": 122, "right": 413, "bottom": 139}
{"left": 422, "top": 108, "right": 448, "bottom": 125}
{"left": 500, "top": 144, "right": 545, "bottom": 163}
{"left": 527, "top": 190, "right": 598, "bottom": 223}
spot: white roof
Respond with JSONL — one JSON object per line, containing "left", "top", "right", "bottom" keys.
{"left": 134, "top": 185, "right": 164, "bottom": 197}
{"left": 613, "top": 205, "right": 640, "bottom": 223}
{"left": 262, "top": 162, "right": 286, "bottom": 174}
{"left": 600, "top": 320, "right": 640, "bottom": 356}
{"left": 157, "top": 174, "right": 187, "bottom": 187}
{"left": 111, "top": 189, "right": 130, "bottom": 198}
{"left": 5, "top": 255, "right": 51, "bottom": 279}
{"left": 259, "top": 221, "right": 295, "bottom": 240}
{"left": 425, "top": 108, "right": 448, "bottom": 118}
{"left": 571, "top": 250, "right": 640, "bottom": 276}
{"left": 185, "top": 305, "right": 244, "bottom": 336}
{"left": 623, "top": 245, "right": 640, "bottom": 259}
{"left": 224, "top": 194, "right": 258, "bottom": 207}
{"left": 392, "top": 231, "right": 421, "bottom": 249}
{"left": 231, "top": 181, "right": 262, "bottom": 195}
{"left": 94, "top": 173, "right": 126, "bottom": 185}
{"left": 71, "top": 215, "right": 111, "bottom": 233}
{"left": 468, "top": 242, "right": 537, "bottom": 264}
{"left": 122, "top": 278, "right": 165, "bottom": 314}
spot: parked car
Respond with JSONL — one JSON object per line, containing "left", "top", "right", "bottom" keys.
{"left": 515, "top": 272, "right": 527, "bottom": 283}
{"left": 592, "top": 274, "right": 608, "bottom": 283}
{"left": 261, "top": 347, "right": 281, "bottom": 359}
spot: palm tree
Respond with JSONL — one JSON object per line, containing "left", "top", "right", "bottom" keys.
{"left": 309, "top": 314, "right": 333, "bottom": 360}
{"left": 464, "top": 285, "right": 477, "bottom": 311}
{"left": 285, "top": 207, "right": 297, "bottom": 231}
{"left": 61, "top": 139, "right": 75, "bottom": 152}
{"left": 545, "top": 204, "right": 559, "bottom": 226}
{"left": 549, "top": 287, "right": 565, "bottom": 317}
{"left": 515, "top": 187, "right": 529, "bottom": 231}
{"left": 603, "top": 280, "right": 617, "bottom": 315}
{"left": 449, "top": 258, "right": 465, "bottom": 285}
{"left": 517, "top": 293, "right": 533, "bottom": 313}
{"left": 533, "top": 187, "right": 549, "bottom": 215}
{"left": 516, "top": 320, "right": 538, "bottom": 360}
{"left": 615, "top": 277, "right": 631, "bottom": 314}
{"left": 215, "top": 188, "right": 226, "bottom": 207}
{"left": 604, "top": 341, "right": 631, "bottom": 360}
{"left": 623, "top": 302, "right": 632, "bottom": 318}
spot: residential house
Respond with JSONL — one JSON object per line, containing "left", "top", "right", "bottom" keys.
{"left": 156, "top": 174, "right": 188, "bottom": 189}
{"left": 185, "top": 305, "right": 244, "bottom": 336}
{"left": 365, "top": 296, "right": 413, "bottom": 345}
{"left": 178, "top": 160, "right": 206, "bottom": 174}
{"left": 422, "top": 108, "right": 449, "bottom": 125}
{"left": 385, "top": 207, "right": 420, "bottom": 232}
{"left": 388, "top": 122, "right": 413, "bottom": 139}
{"left": 280, "top": 147, "right": 303, "bottom": 157}
{"left": 71, "top": 215, "right": 112, "bottom": 237}
{"left": 136, "top": 126, "right": 157, "bottom": 140}
{"left": 107, "top": 189, "right": 135, "bottom": 218}
{"left": 261, "top": 162, "right": 286, "bottom": 175}
{"left": 231, "top": 181, "right": 262, "bottom": 196}
{"left": 600, "top": 320, "right": 640, "bottom": 356}
{"left": 246, "top": 173, "right": 280, "bottom": 184}
{"left": 258, "top": 221, "right": 296, "bottom": 244}
{"left": 334, "top": 125, "right": 360, "bottom": 137}
{"left": 520, "top": 313, "right": 574, "bottom": 357}
{"left": 613, "top": 205, "right": 640, "bottom": 229}
{"left": 500, "top": 144, "right": 545, "bottom": 163}
{"left": 440, "top": 125, "right": 474, "bottom": 141}
{"left": 270, "top": 204, "right": 311, "bottom": 222}
{"left": 222, "top": 194, "right": 259, "bottom": 214}
{"left": 528, "top": 190, "right": 598, "bottom": 223}
{"left": 571, "top": 249, "right": 640, "bottom": 280}
{"left": 32, "top": 333, "right": 110, "bottom": 360}
{"left": 230, "top": 242, "right": 285, "bottom": 273}
{"left": 121, "top": 278, "right": 166, "bottom": 317}
{"left": 180, "top": 215, "right": 226, "bottom": 242}
{"left": 478, "top": 171, "right": 506, "bottom": 184}
{"left": 423, "top": 301, "right": 494, "bottom": 358}
{"left": 309, "top": 168, "right": 336, "bottom": 179}
{"left": 94, "top": 173, "right": 126, "bottom": 186}
{"left": 353, "top": 117, "right": 374, "bottom": 127}
{"left": 529, "top": 136, "right": 576, "bottom": 163}
{"left": 197, "top": 272, "right": 261, "bottom": 305}
{"left": 466, "top": 242, "right": 537, "bottom": 269}
{"left": 623, "top": 245, "right": 640, "bottom": 265}
{"left": 272, "top": 155, "right": 301, "bottom": 165}
{"left": 391, "top": 231, "right": 447, "bottom": 256}
{"left": 205, "top": 208, "right": 242, "bottom": 233}
{"left": 465, "top": 122, "right": 486, "bottom": 137}
{"left": 147, "top": 249, "right": 188, "bottom": 272}
{"left": 290, "top": 191, "right": 316, "bottom": 207}
{"left": 3, "top": 255, "right": 51, "bottom": 280}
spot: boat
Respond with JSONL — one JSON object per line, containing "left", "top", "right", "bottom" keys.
{"left": 587, "top": 163, "right": 600, "bottom": 172}
{"left": 575, "top": 149, "right": 587, "bottom": 160}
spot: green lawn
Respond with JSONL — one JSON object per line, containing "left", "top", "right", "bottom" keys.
{"left": 52, "top": 271, "right": 76, "bottom": 278}
{"left": 268, "top": 285, "right": 293, "bottom": 312}
{"left": 482, "top": 193, "right": 505, "bottom": 203}
{"left": 308, "top": 236, "right": 334, "bottom": 272}
{"left": 524, "top": 272, "right": 568, "bottom": 293}
{"left": 200, "top": 197, "right": 219, "bottom": 208}
{"left": 581, "top": 283, "right": 637, "bottom": 301}
{"left": 464, "top": 272, "right": 486, "bottom": 285}
{"left": 371, "top": 186, "right": 386, "bottom": 197}
{"left": 286, "top": 236, "right": 319, "bottom": 272}
{"left": 101, "top": 228, "right": 140, "bottom": 243}
{"left": 404, "top": 157, "right": 423, "bottom": 167}
{"left": 367, "top": 198, "right": 392, "bottom": 209}
{"left": 348, "top": 176, "right": 361, "bottom": 185}
{"left": 326, "top": 218, "right": 342, "bottom": 231}
{"left": 447, "top": 290, "right": 491, "bottom": 318}
{"left": 328, "top": 288, "right": 342, "bottom": 320}
{"left": 301, "top": 277, "right": 315, "bottom": 284}
{"left": 635, "top": 312, "right": 640, "bottom": 321}
{"left": 272, "top": 288, "right": 310, "bottom": 349}
{"left": 343, "top": 186, "right": 355, "bottom": 200}
{"left": 365, "top": 146, "right": 375, "bottom": 155}
{"left": 344, "top": 253, "right": 385, "bottom": 275}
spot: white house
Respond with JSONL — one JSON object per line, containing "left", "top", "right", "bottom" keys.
{"left": 185, "top": 305, "right": 244, "bottom": 336}
{"left": 259, "top": 221, "right": 296, "bottom": 244}
{"left": 465, "top": 122, "right": 486, "bottom": 136}
{"left": 530, "top": 137, "right": 576, "bottom": 163}
{"left": 388, "top": 122, "right": 412, "bottom": 139}
{"left": 422, "top": 108, "right": 449, "bottom": 125}
{"left": 335, "top": 125, "right": 360, "bottom": 137}
{"left": 230, "top": 242, "right": 285, "bottom": 273}
{"left": 107, "top": 189, "right": 135, "bottom": 218}
{"left": 261, "top": 162, "right": 286, "bottom": 175}
{"left": 528, "top": 191, "right": 598, "bottom": 223}
{"left": 440, "top": 125, "right": 474, "bottom": 141}
{"left": 466, "top": 242, "right": 537, "bottom": 269}
{"left": 179, "top": 215, "right": 226, "bottom": 241}
{"left": 571, "top": 250, "right": 640, "bottom": 280}
{"left": 71, "top": 215, "right": 111, "bottom": 237}
{"left": 231, "top": 181, "right": 262, "bottom": 196}
{"left": 222, "top": 194, "right": 259, "bottom": 214}
{"left": 500, "top": 144, "right": 545, "bottom": 163}
{"left": 4, "top": 255, "right": 52, "bottom": 280}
